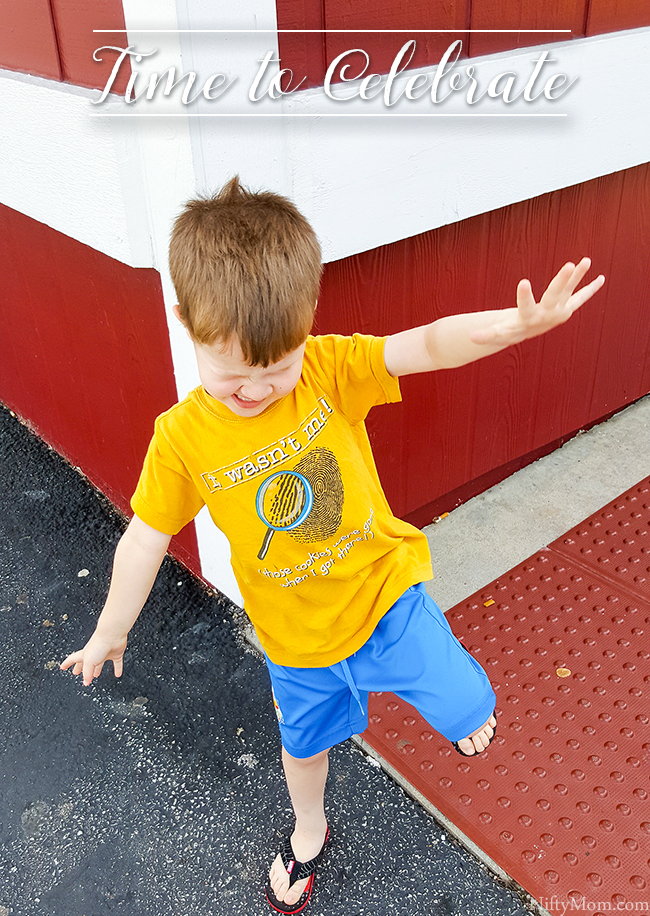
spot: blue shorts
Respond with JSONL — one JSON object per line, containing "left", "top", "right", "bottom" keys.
{"left": 264, "top": 583, "right": 496, "bottom": 758}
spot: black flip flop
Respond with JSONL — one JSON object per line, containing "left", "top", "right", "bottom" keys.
{"left": 265, "top": 827, "right": 330, "bottom": 914}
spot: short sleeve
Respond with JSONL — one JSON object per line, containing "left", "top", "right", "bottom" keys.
{"left": 306, "top": 334, "right": 401, "bottom": 424}
{"left": 130, "top": 420, "right": 205, "bottom": 535}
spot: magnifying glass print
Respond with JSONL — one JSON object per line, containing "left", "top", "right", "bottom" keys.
{"left": 256, "top": 470, "right": 314, "bottom": 560}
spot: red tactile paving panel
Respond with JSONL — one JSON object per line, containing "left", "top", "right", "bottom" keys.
{"left": 363, "top": 548, "right": 650, "bottom": 913}
{"left": 550, "top": 478, "right": 650, "bottom": 603}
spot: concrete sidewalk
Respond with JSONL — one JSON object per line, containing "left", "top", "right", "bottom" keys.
{"left": 1, "top": 393, "right": 647, "bottom": 916}
{"left": 424, "top": 394, "right": 650, "bottom": 612}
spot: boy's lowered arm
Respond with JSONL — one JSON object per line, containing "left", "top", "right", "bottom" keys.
{"left": 384, "top": 258, "right": 605, "bottom": 378}
{"left": 60, "top": 515, "right": 172, "bottom": 686}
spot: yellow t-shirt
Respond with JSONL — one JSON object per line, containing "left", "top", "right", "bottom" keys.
{"left": 131, "top": 334, "right": 432, "bottom": 666}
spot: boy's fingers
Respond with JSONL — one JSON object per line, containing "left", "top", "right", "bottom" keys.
{"left": 82, "top": 659, "right": 102, "bottom": 686}
{"left": 62, "top": 647, "right": 127, "bottom": 682}
{"left": 60, "top": 653, "right": 78, "bottom": 671}
{"left": 568, "top": 273, "right": 605, "bottom": 311}
{"left": 559, "top": 257, "right": 592, "bottom": 301}
{"left": 544, "top": 258, "right": 592, "bottom": 310}
{"left": 516, "top": 278, "right": 535, "bottom": 314}
{"left": 541, "top": 261, "right": 575, "bottom": 305}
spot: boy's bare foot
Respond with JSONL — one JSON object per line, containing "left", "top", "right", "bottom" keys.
{"left": 454, "top": 713, "right": 497, "bottom": 756}
{"left": 267, "top": 821, "right": 328, "bottom": 908}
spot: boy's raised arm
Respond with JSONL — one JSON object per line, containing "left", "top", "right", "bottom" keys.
{"left": 384, "top": 257, "right": 605, "bottom": 378}
{"left": 60, "top": 515, "right": 172, "bottom": 686}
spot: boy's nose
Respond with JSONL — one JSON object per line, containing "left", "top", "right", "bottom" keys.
{"left": 239, "top": 381, "right": 273, "bottom": 401}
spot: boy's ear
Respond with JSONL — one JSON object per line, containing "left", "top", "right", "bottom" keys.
{"left": 172, "top": 304, "right": 195, "bottom": 343}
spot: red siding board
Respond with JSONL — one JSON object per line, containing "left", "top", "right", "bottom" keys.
{"left": 277, "top": 0, "right": 469, "bottom": 86}
{"left": 50, "top": 0, "right": 130, "bottom": 93}
{"left": 586, "top": 0, "right": 650, "bottom": 34}
{"left": 322, "top": 0, "right": 468, "bottom": 83}
{"left": 0, "top": 204, "right": 199, "bottom": 574}
{"left": 588, "top": 164, "right": 650, "bottom": 410}
{"left": 277, "top": 0, "right": 328, "bottom": 90}
{"left": 468, "top": 0, "right": 585, "bottom": 58}
{"left": 0, "top": 0, "right": 130, "bottom": 94}
{"left": 316, "top": 163, "right": 650, "bottom": 523}
{"left": 0, "top": 0, "right": 62, "bottom": 80}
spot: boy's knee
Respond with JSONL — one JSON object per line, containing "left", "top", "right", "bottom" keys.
{"left": 282, "top": 746, "right": 330, "bottom": 767}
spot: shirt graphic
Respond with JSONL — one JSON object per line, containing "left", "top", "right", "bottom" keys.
{"left": 255, "top": 447, "right": 345, "bottom": 559}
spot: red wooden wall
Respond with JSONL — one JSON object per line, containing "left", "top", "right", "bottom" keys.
{"left": 0, "top": 0, "right": 129, "bottom": 93}
{"left": 277, "top": 0, "right": 650, "bottom": 86}
{"left": 315, "top": 162, "right": 650, "bottom": 528}
{"left": 0, "top": 204, "right": 199, "bottom": 571}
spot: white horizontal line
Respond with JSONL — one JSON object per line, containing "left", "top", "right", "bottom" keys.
{"left": 90, "top": 112, "right": 567, "bottom": 117}
{"left": 93, "top": 29, "right": 573, "bottom": 34}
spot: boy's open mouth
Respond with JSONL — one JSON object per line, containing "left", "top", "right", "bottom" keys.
{"left": 232, "top": 392, "right": 266, "bottom": 409}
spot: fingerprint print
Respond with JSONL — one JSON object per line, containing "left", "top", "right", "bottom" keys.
{"left": 255, "top": 470, "right": 314, "bottom": 560}
{"left": 289, "top": 447, "right": 344, "bottom": 543}
{"left": 267, "top": 473, "right": 308, "bottom": 527}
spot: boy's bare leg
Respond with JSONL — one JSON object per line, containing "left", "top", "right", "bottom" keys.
{"left": 268, "top": 746, "right": 329, "bottom": 906}
{"left": 267, "top": 716, "right": 495, "bottom": 902}
{"left": 454, "top": 713, "right": 497, "bottom": 755}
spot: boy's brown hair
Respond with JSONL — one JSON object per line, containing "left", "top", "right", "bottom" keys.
{"left": 169, "top": 176, "right": 322, "bottom": 366}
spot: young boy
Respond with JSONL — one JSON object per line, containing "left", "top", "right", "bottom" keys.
{"left": 61, "top": 177, "right": 604, "bottom": 913}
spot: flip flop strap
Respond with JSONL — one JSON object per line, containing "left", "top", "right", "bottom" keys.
{"left": 280, "top": 833, "right": 325, "bottom": 888}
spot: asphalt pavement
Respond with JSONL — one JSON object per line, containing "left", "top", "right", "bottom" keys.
{"left": 0, "top": 401, "right": 531, "bottom": 916}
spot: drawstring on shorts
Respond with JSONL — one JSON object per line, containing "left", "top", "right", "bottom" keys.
{"left": 338, "top": 658, "right": 365, "bottom": 715}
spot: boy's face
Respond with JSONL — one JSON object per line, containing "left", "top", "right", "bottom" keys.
{"left": 192, "top": 334, "right": 307, "bottom": 418}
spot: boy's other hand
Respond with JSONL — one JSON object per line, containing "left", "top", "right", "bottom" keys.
{"left": 470, "top": 258, "right": 605, "bottom": 346}
{"left": 60, "top": 631, "right": 128, "bottom": 686}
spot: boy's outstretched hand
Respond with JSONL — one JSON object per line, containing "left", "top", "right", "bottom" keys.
{"left": 59, "top": 516, "right": 172, "bottom": 687}
{"left": 384, "top": 257, "right": 605, "bottom": 377}
{"left": 470, "top": 257, "right": 605, "bottom": 347}
{"left": 60, "top": 631, "right": 127, "bottom": 687}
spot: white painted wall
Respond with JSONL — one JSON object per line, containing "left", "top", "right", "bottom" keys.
{"left": 0, "top": 73, "right": 146, "bottom": 266}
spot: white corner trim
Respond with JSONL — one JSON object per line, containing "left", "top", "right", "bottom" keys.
{"left": 194, "top": 506, "right": 244, "bottom": 605}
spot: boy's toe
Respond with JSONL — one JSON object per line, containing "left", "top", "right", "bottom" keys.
{"left": 284, "top": 885, "right": 304, "bottom": 906}
{"left": 473, "top": 733, "right": 489, "bottom": 752}
{"left": 268, "top": 852, "right": 310, "bottom": 905}
{"left": 455, "top": 736, "right": 477, "bottom": 755}
{"left": 269, "top": 856, "right": 286, "bottom": 895}
{"left": 270, "top": 858, "right": 288, "bottom": 887}
{"left": 455, "top": 713, "right": 497, "bottom": 756}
